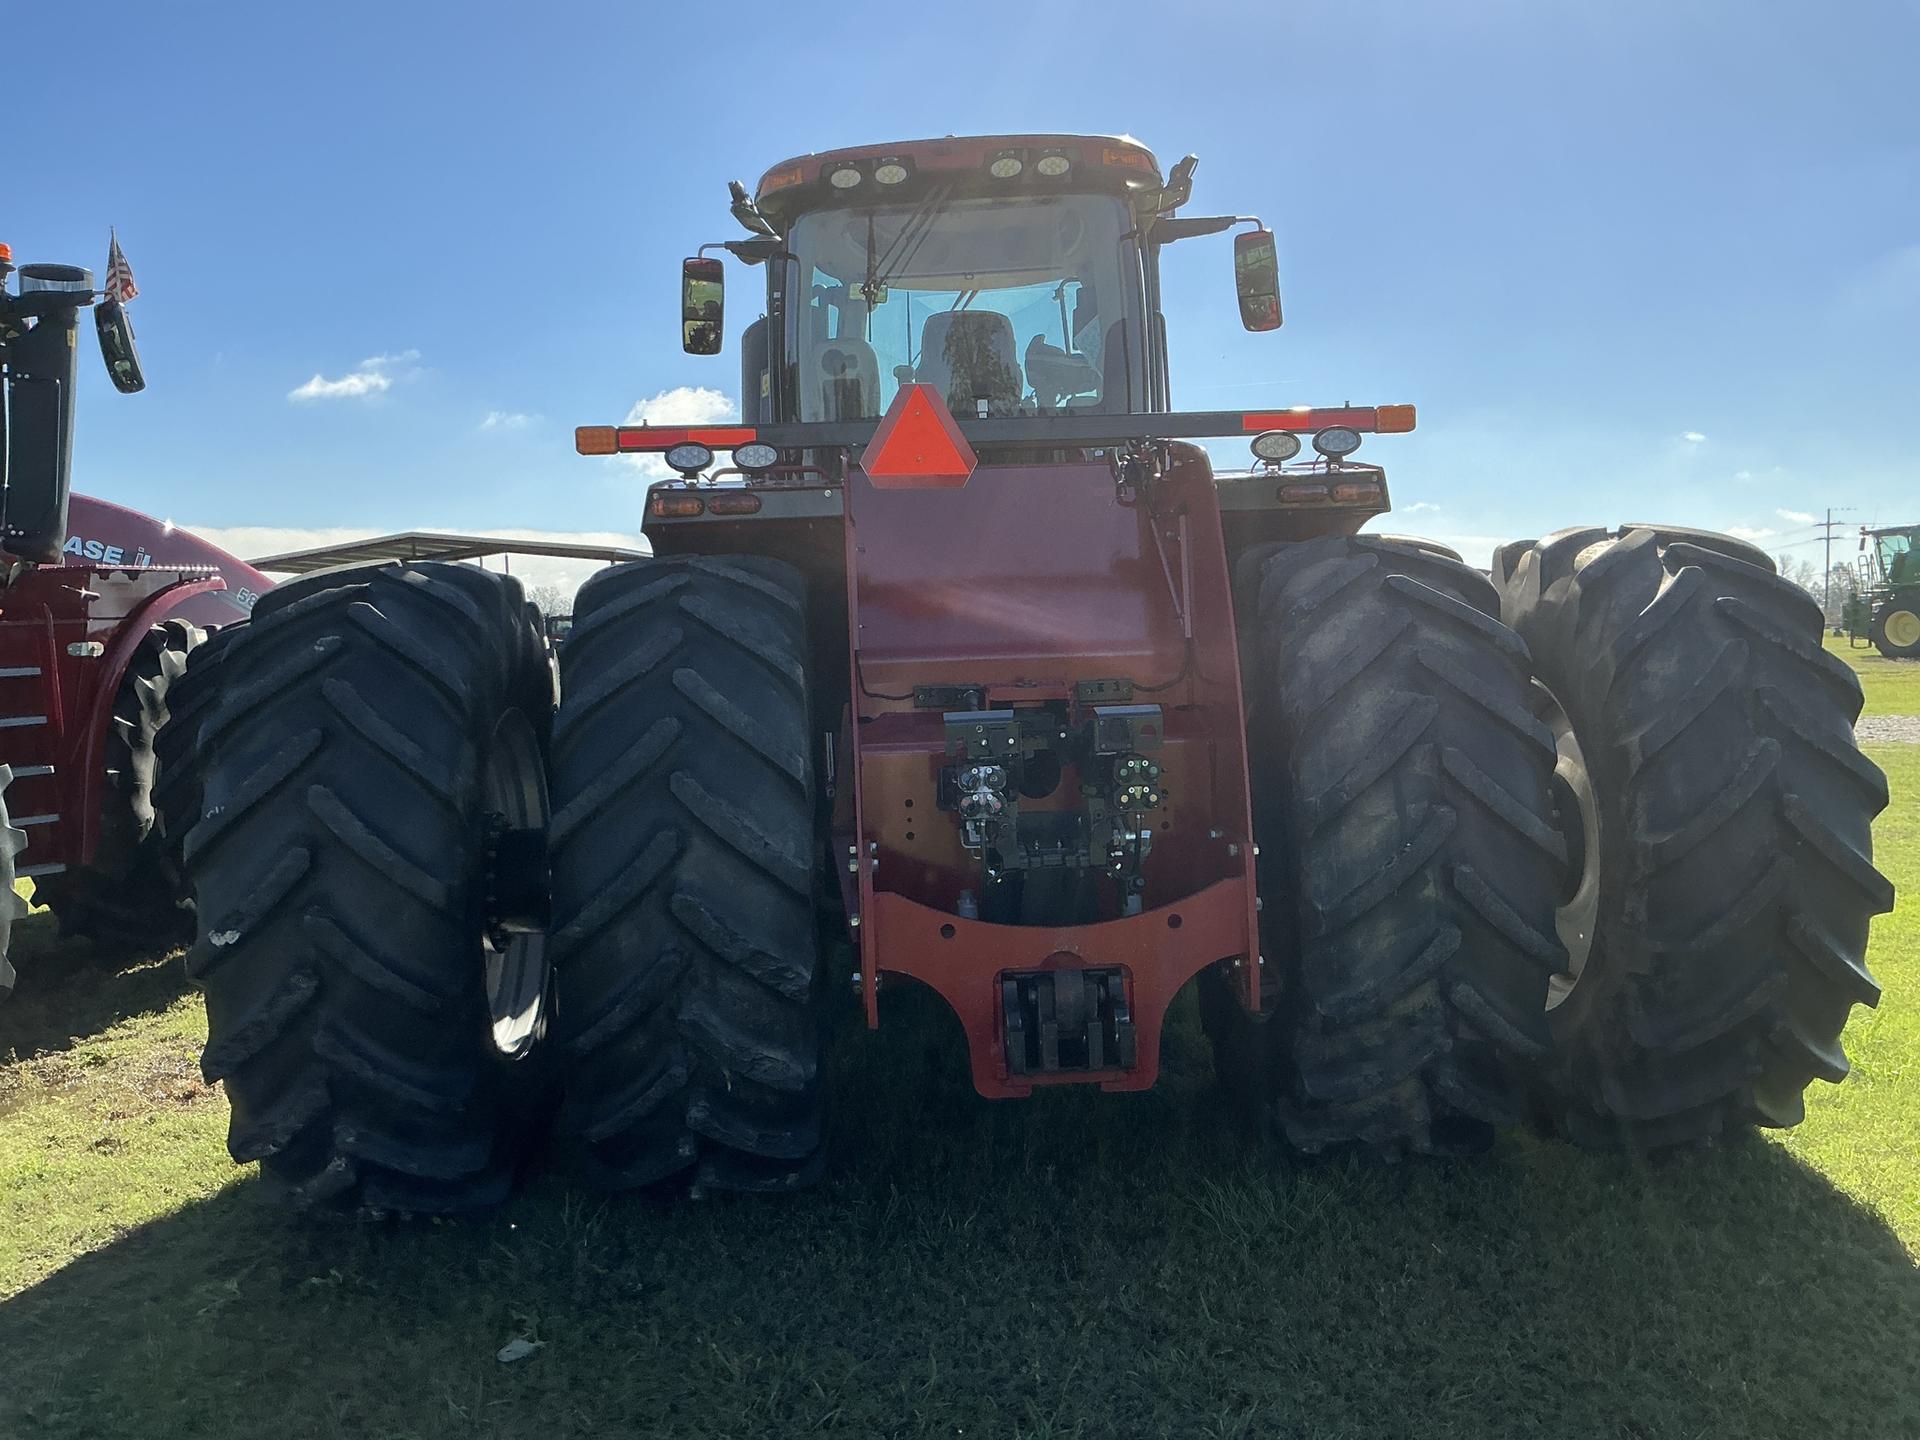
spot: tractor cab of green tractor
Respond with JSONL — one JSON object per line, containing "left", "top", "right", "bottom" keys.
{"left": 1876, "top": 528, "right": 1916, "bottom": 588}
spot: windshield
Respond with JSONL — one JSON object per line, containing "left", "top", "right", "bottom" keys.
{"left": 786, "top": 193, "right": 1140, "bottom": 422}
{"left": 1880, "top": 531, "right": 1913, "bottom": 583}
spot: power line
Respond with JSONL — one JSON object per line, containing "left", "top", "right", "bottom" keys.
{"left": 1820, "top": 507, "right": 1857, "bottom": 618}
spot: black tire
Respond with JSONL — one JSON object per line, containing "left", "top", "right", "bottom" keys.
{"left": 1869, "top": 589, "right": 1920, "bottom": 659}
{"left": 154, "top": 621, "right": 244, "bottom": 860}
{"left": 185, "top": 562, "right": 554, "bottom": 1213}
{"left": 0, "top": 766, "right": 28, "bottom": 1003}
{"left": 1500, "top": 526, "right": 1892, "bottom": 1146}
{"left": 37, "top": 620, "right": 202, "bottom": 948}
{"left": 547, "top": 555, "right": 826, "bottom": 1194}
{"left": 1196, "top": 965, "right": 1283, "bottom": 1128}
{"left": 1237, "top": 535, "right": 1566, "bottom": 1155}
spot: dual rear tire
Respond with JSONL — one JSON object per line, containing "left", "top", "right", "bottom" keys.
{"left": 1218, "top": 526, "right": 1890, "bottom": 1155}
{"left": 183, "top": 556, "right": 825, "bottom": 1211}
{"left": 1499, "top": 527, "right": 1891, "bottom": 1145}
{"left": 183, "top": 563, "right": 556, "bottom": 1212}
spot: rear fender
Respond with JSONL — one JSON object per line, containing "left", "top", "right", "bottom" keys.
{"left": 66, "top": 571, "right": 224, "bottom": 867}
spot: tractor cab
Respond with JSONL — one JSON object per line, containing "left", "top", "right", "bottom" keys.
{"left": 1869, "top": 526, "right": 1915, "bottom": 588}
{"left": 715, "top": 136, "right": 1277, "bottom": 426}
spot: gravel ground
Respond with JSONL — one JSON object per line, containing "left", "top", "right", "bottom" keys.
{"left": 1856, "top": 715, "right": 1920, "bottom": 744}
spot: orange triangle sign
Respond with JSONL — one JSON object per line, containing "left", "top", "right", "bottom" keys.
{"left": 860, "top": 384, "right": 978, "bottom": 489}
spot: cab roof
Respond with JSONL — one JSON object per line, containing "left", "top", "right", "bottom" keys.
{"left": 754, "top": 134, "right": 1165, "bottom": 223}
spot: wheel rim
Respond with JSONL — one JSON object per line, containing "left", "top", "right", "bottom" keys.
{"left": 1532, "top": 682, "right": 1599, "bottom": 1009}
{"left": 481, "top": 709, "right": 549, "bottom": 1059}
{"left": 1885, "top": 608, "right": 1920, "bottom": 650}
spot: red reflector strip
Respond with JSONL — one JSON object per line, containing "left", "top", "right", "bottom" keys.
{"left": 616, "top": 426, "right": 758, "bottom": 452}
{"left": 1241, "top": 407, "right": 1380, "bottom": 433}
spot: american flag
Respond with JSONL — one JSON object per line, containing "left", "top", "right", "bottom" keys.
{"left": 105, "top": 230, "right": 138, "bottom": 303}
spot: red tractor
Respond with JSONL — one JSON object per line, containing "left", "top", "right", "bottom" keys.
{"left": 175, "top": 136, "right": 1891, "bottom": 1211}
{"left": 0, "top": 244, "right": 266, "bottom": 1000}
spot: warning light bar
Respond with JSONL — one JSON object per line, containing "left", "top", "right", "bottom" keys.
{"left": 1239, "top": 405, "right": 1415, "bottom": 434}
{"left": 576, "top": 425, "right": 761, "bottom": 455}
{"left": 577, "top": 405, "right": 1416, "bottom": 456}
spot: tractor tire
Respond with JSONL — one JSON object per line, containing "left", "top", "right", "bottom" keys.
{"left": 1238, "top": 535, "right": 1565, "bottom": 1156}
{"left": 184, "top": 562, "right": 554, "bottom": 1213}
{"left": 154, "top": 622, "right": 243, "bottom": 862}
{"left": 547, "top": 555, "right": 826, "bottom": 1194}
{"left": 1500, "top": 527, "right": 1892, "bottom": 1146}
{"left": 1869, "top": 589, "right": 1920, "bottom": 659}
{"left": 37, "top": 620, "right": 203, "bottom": 949}
{"left": 1196, "top": 964, "right": 1283, "bottom": 1128}
{"left": 0, "top": 766, "right": 28, "bottom": 1003}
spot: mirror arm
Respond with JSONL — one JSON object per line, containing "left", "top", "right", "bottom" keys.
{"left": 720, "top": 238, "right": 787, "bottom": 265}
{"left": 1153, "top": 214, "right": 1263, "bottom": 244}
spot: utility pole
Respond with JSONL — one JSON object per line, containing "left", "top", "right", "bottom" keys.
{"left": 1819, "top": 507, "right": 1857, "bottom": 624}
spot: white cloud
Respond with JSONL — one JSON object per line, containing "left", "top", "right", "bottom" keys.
{"left": 1776, "top": 508, "right": 1817, "bottom": 525}
{"left": 1401, "top": 501, "right": 1442, "bottom": 514}
{"left": 1733, "top": 470, "right": 1754, "bottom": 482}
{"left": 186, "top": 522, "right": 647, "bottom": 599}
{"left": 1681, "top": 431, "right": 1707, "bottom": 444}
{"left": 290, "top": 370, "right": 389, "bottom": 401}
{"left": 617, "top": 386, "right": 737, "bottom": 477}
{"left": 480, "top": 410, "right": 539, "bottom": 432}
{"left": 1727, "top": 525, "right": 1776, "bottom": 542}
{"left": 289, "top": 349, "right": 422, "bottom": 402}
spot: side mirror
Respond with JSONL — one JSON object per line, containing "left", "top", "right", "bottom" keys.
{"left": 94, "top": 297, "right": 146, "bottom": 394}
{"left": 682, "top": 256, "right": 724, "bottom": 355}
{"left": 1234, "top": 229, "right": 1282, "bottom": 331}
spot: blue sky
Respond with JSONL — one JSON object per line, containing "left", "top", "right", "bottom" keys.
{"left": 10, "top": 0, "right": 1917, "bottom": 582}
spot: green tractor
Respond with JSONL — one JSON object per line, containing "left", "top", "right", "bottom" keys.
{"left": 1842, "top": 525, "right": 1920, "bottom": 659}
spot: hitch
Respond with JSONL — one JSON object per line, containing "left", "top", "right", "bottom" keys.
{"left": 1002, "top": 967, "right": 1137, "bottom": 1075}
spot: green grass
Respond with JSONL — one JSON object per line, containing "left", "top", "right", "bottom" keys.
{"left": 1, "top": 721, "right": 1915, "bottom": 1437}
{"left": 1828, "top": 631, "right": 1920, "bottom": 714}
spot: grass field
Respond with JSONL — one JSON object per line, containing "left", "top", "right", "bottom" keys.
{"left": 1, "top": 649, "right": 1915, "bottom": 1439}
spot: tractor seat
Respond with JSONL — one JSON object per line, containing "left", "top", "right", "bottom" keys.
{"left": 917, "top": 311, "right": 1021, "bottom": 418}
{"left": 806, "top": 336, "right": 881, "bottom": 420}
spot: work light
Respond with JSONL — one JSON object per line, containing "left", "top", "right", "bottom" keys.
{"left": 1312, "top": 426, "right": 1362, "bottom": 459}
{"left": 664, "top": 442, "right": 714, "bottom": 475}
{"left": 734, "top": 441, "right": 780, "bottom": 473}
{"left": 1250, "top": 430, "right": 1302, "bottom": 463}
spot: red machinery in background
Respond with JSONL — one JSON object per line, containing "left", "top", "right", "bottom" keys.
{"left": 0, "top": 241, "right": 268, "bottom": 997}
{"left": 0, "top": 495, "right": 265, "bottom": 963}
